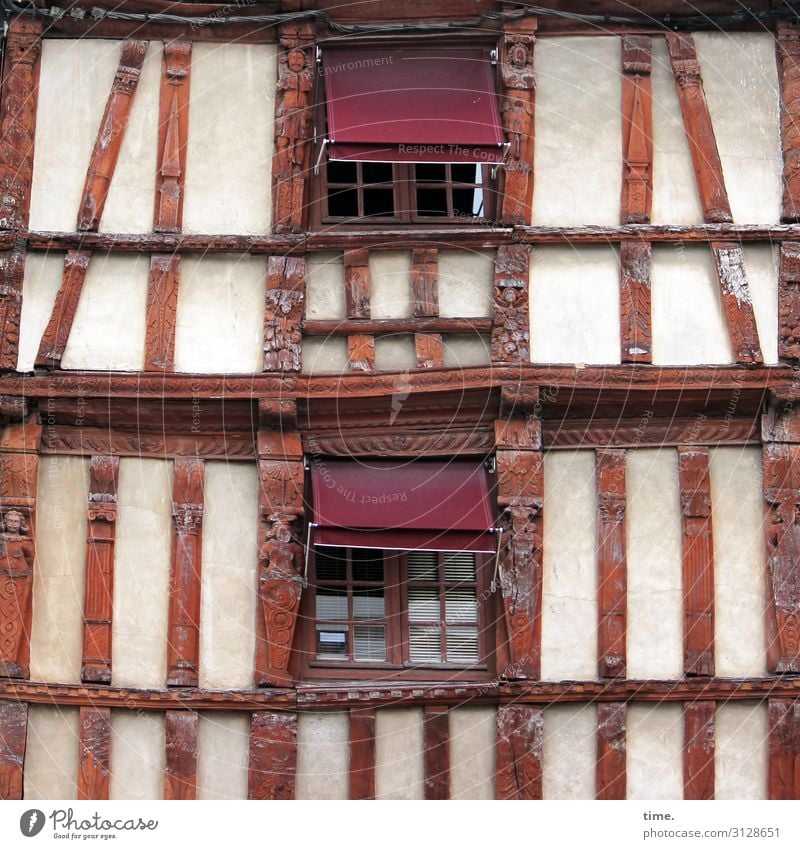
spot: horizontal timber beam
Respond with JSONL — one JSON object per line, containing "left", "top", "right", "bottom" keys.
{"left": 303, "top": 317, "right": 492, "bottom": 336}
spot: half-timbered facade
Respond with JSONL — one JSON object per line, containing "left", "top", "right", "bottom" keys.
{"left": 0, "top": 0, "right": 799, "bottom": 800}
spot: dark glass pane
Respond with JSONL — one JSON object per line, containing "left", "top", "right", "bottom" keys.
{"left": 416, "top": 188, "right": 449, "bottom": 216}
{"left": 451, "top": 164, "right": 479, "bottom": 184}
{"left": 415, "top": 164, "right": 446, "bottom": 183}
{"left": 326, "top": 161, "right": 357, "bottom": 183}
{"left": 362, "top": 162, "right": 393, "bottom": 184}
{"left": 352, "top": 548, "right": 384, "bottom": 582}
{"left": 315, "top": 547, "right": 347, "bottom": 582}
{"left": 327, "top": 187, "right": 358, "bottom": 218}
{"left": 363, "top": 188, "right": 395, "bottom": 217}
{"left": 453, "top": 188, "right": 479, "bottom": 217}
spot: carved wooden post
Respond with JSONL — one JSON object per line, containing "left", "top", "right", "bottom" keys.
{"left": 0, "top": 16, "right": 42, "bottom": 370}
{"left": 762, "top": 398, "right": 800, "bottom": 674}
{"left": 620, "top": 240, "right": 652, "bottom": 364}
{"left": 264, "top": 255, "right": 306, "bottom": 373}
{"left": 0, "top": 414, "right": 41, "bottom": 679}
{"left": 779, "top": 243, "right": 800, "bottom": 361}
{"left": 343, "top": 250, "right": 375, "bottom": 373}
{"left": 709, "top": 243, "right": 763, "bottom": 364}
{"left": 255, "top": 399, "right": 304, "bottom": 687}
{"left": 349, "top": 707, "right": 376, "bottom": 800}
{"left": 82, "top": 455, "right": 119, "bottom": 684}
{"left": 0, "top": 701, "right": 27, "bottom": 799}
{"left": 77, "top": 706, "right": 111, "bottom": 800}
{"left": 145, "top": 255, "right": 180, "bottom": 372}
{"left": 167, "top": 458, "right": 205, "bottom": 687}
{"left": 491, "top": 245, "right": 530, "bottom": 364}
{"left": 683, "top": 700, "right": 715, "bottom": 800}
{"left": 495, "top": 704, "right": 543, "bottom": 800}
{"left": 768, "top": 698, "right": 800, "bottom": 799}
{"left": 411, "top": 249, "right": 443, "bottom": 368}
{"left": 248, "top": 711, "right": 297, "bottom": 799}
{"left": 621, "top": 36, "right": 653, "bottom": 224}
{"left": 596, "top": 703, "right": 626, "bottom": 800}
{"left": 423, "top": 706, "right": 450, "bottom": 800}
{"left": 272, "top": 22, "right": 314, "bottom": 234}
{"left": 496, "top": 385, "right": 542, "bottom": 679}
{"left": 499, "top": 15, "right": 536, "bottom": 224}
{"left": 778, "top": 23, "right": 800, "bottom": 223}
{"left": 165, "top": 710, "right": 198, "bottom": 800}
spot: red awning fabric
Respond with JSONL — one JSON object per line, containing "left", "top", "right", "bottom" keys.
{"left": 310, "top": 459, "right": 496, "bottom": 553}
{"left": 322, "top": 48, "right": 505, "bottom": 164}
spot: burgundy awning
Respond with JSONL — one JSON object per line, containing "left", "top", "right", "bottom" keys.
{"left": 322, "top": 48, "right": 505, "bottom": 164}
{"left": 310, "top": 459, "right": 496, "bottom": 553}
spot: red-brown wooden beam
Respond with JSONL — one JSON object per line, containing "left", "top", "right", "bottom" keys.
{"left": 0, "top": 246, "right": 26, "bottom": 371}
{"left": 82, "top": 455, "right": 119, "bottom": 685}
{"left": 768, "top": 698, "right": 800, "bottom": 799}
{"left": 349, "top": 707, "right": 376, "bottom": 800}
{"left": 596, "top": 449, "right": 627, "bottom": 679}
{"left": 596, "top": 702, "right": 626, "bottom": 799}
{"left": 343, "top": 249, "right": 375, "bottom": 373}
{"left": 411, "top": 248, "right": 443, "bottom": 368}
{"left": 491, "top": 244, "right": 530, "bottom": 363}
{"left": 710, "top": 242, "right": 763, "bottom": 364}
{"left": 144, "top": 254, "right": 180, "bottom": 372}
{"left": 0, "top": 701, "right": 27, "bottom": 799}
{"left": 164, "top": 710, "right": 198, "bottom": 800}
{"left": 683, "top": 700, "right": 715, "bottom": 800}
{"left": 619, "top": 240, "right": 652, "bottom": 364}
{"left": 167, "top": 457, "right": 204, "bottom": 687}
{"left": 248, "top": 711, "right": 297, "bottom": 800}
{"left": 621, "top": 36, "right": 653, "bottom": 224}
{"left": 264, "top": 255, "right": 305, "bottom": 373}
{"left": 77, "top": 706, "right": 111, "bottom": 800}
{"left": 779, "top": 242, "right": 800, "bottom": 360}
{"left": 499, "top": 15, "right": 537, "bottom": 224}
{"left": 778, "top": 24, "right": 800, "bottom": 223}
{"left": 665, "top": 33, "right": 732, "bottom": 223}
{"left": 495, "top": 703, "right": 543, "bottom": 800}
{"left": 77, "top": 40, "right": 148, "bottom": 232}
{"left": 423, "top": 705, "right": 450, "bottom": 800}
{"left": 678, "top": 446, "right": 715, "bottom": 677}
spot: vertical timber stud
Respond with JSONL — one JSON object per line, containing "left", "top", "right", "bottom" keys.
{"left": 499, "top": 14, "right": 537, "bottom": 224}
{"left": 264, "top": 256, "right": 306, "bottom": 373}
{"left": 0, "top": 414, "right": 41, "bottom": 679}
{"left": 778, "top": 23, "right": 800, "bottom": 223}
{"left": 768, "top": 699, "right": 800, "bottom": 799}
{"left": 0, "top": 702, "right": 27, "bottom": 799}
{"left": 762, "top": 398, "right": 800, "bottom": 673}
{"left": 77, "top": 707, "right": 111, "bottom": 801}
{"left": 709, "top": 243, "right": 763, "bottom": 364}
{"left": 0, "top": 16, "right": 42, "bottom": 369}
{"left": 145, "top": 255, "right": 180, "bottom": 372}
{"left": 683, "top": 701, "right": 715, "bottom": 800}
{"left": 620, "top": 241, "right": 652, "bottom": 364}
{"left": 620, "top": 37, "right": 653, "bottom": 224}
{"left": 167, "top": 458, "right": 205, "bottom": 688}
{"left": 343, "top": 250, "right": 375, "bottom": 373}
{"left": 411, "top": 249, "right": 443, "bottom": 368}
{"left": 779, "top": 243, "right": 800, "bottom": 360}
{"left": 82, "top": 455, "right": 119, "bottom": 685}
{"left": 248, "top": 712, "right": 297, "bottom": 800}
{"left": 349, "top": 708, "right": 376, "bottom": 800}
{"left": 596, "top": 703, "right": 626, "bottom": 800}
{"left": 256, "top": 399, "right": 304, "bottom": 687}
{"left": 272, "top": 22, "right": 314, "bottom": 234}
{"left": 492, "top": 245, "right": 530, "bottom": 364}
{"left": 495, "top": 704, "right": 543, "bottom": 800}
{"left": 596, "top": 449, "right": 627, "bottom": 679}
{"left": 495, "top": 385, "right": 543, "bottom": 679}
{"left": 423, "top": 706, "right": 450, "bottom": 800}
{"left": 164, "top": 710, "right": 198, "bottom": 800}
{"left": 677, "top": 447, "right": 715, "bottom": 677}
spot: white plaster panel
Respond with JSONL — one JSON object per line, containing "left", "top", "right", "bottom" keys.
{"left": 302, "top": 337, "right": 349, "bottom": 373}
{"left": 442, "top": 334, "right": 490, "bottom": 368}
{"left": 296, "top": 712, "right": 349, "bottom": 799}
{"left": 109, "top": 711, "right": 165, "bottom": 800}
{"left": 542, "top": 704, "right": 597, "bottom": 799}
{"left": 450, "top": 706, "right": 496, "bottom": 800}
{"left": 627, "top": 704, "right": 684, "bottom": 799}
{"left": 374, "top": 336, "right": 417, "bottom": 371}
{"left": 530, "top": 246, "right": 621, "bottom": 364}
{"left": 694, "top": 34, "right": 782, "bottom": 225}
{"left": 30, "top": 40, "right": 121, "bottom": 231}
{"left": 17, "top": 253, "right": 63, "bottom": 372}
{"left": 61, "top": 254, "right": 148, "bottom": 371}
{"left": 744, "top": 244, "right": 779, "bottom": 365}
{"left": 651, "top": 245, "right": 732, "bottom": 365}
{"left": 112, "top": 458, "right": 172, "bottom": 688}
{"left": 651, "top": 38, "right": 704, "bottom": 225}
{"left": 174, "top": 255, "right": 267, "bottom": 373}
{"left": 716, "top": 702, "right": 768, "bottom": 800}
{"left": 542, "top": 451, "right": 597, "bottom": 681}
{"left": 200, "top": 462, "right": 259, "bottom": 690}
{"left": 710, "top": 448, "right": 767, "bottom": 677}
{"left": 533, "top": 37, "right": 621, "bottom": 225}
{"left": 375, "top": 707, "right": 424, "bottom": 800}
{"left": 99, "top": 42, "right": 161, "bottom": 234}
{"left": 370, "top": 251, "right": 412, "bottom": 319}
{"left": 305, "top": 253, "right": 345, "bottom": 320}
{"left": 184, "top": 43, "right": 275, "bottom": 234}
{"left": 30, "top": 457, "right": 90, "bottom": 684}
{"left": 437, "top": 251, "right": 493, "bottom": 318}
{"left": 23, "top": 706, "right": 80, "bottom": 800}
{"left": 627, "top": 449, "right": 683, "bottom": 679}
{"left": 197, "top": 712, "right": 250, "bottom": 800}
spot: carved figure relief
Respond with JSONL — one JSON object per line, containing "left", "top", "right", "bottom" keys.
{"left": 0, "top": 509, "right": 34, "bottom": 677}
